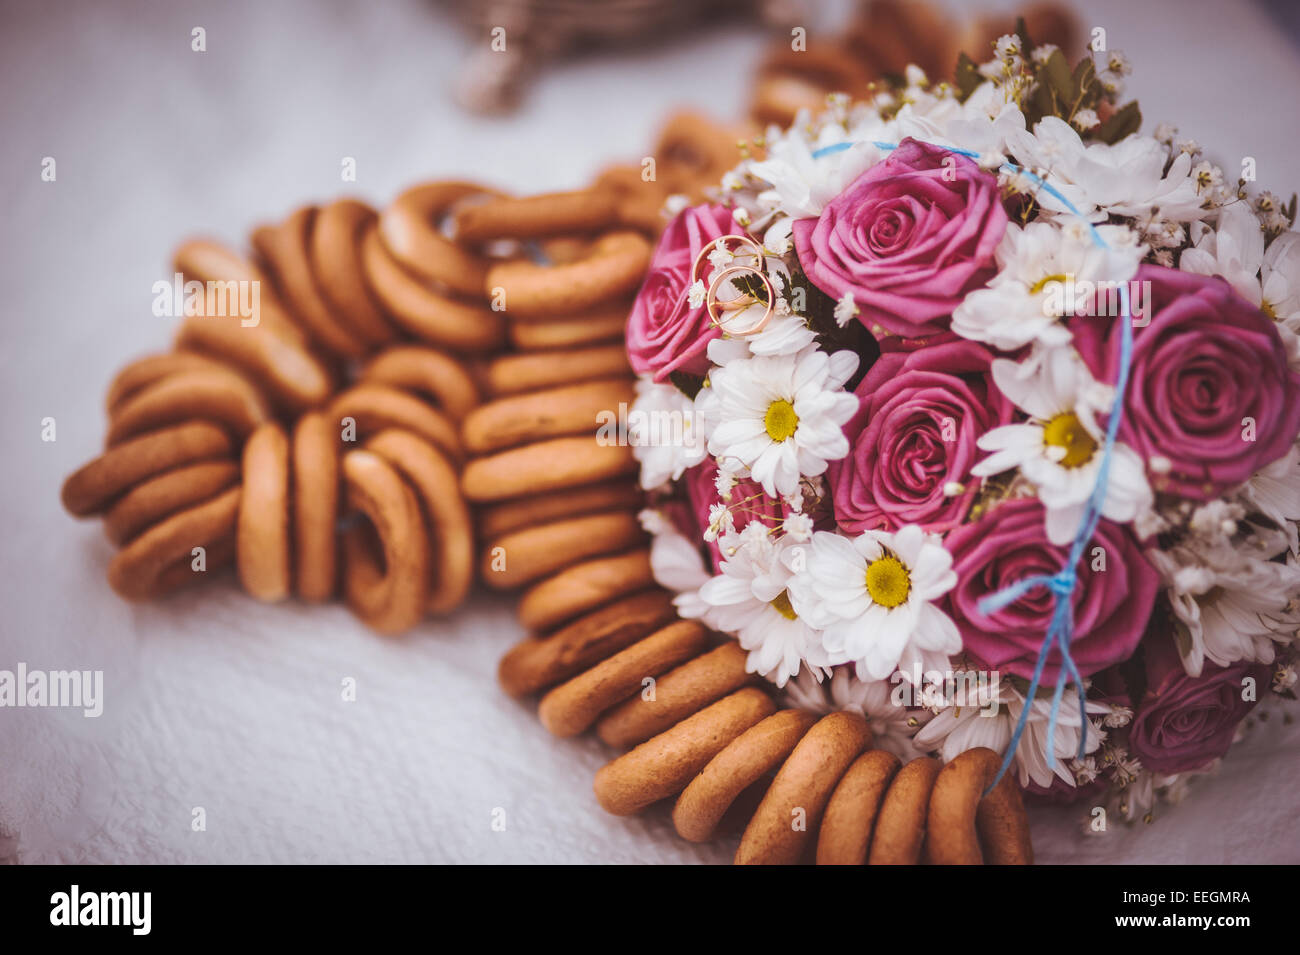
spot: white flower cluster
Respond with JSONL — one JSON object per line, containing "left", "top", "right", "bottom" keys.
{"left": 630, "top": 43, "right": 1300, "bottom": 794}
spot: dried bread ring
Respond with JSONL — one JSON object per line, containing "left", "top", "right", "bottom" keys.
{"left": 483, "top": 511, "right": 645, "bottom": 590}
{"left": 735, "top": 711, "right": 872, "bottom": 865}
{"left": 62, "top": 422, "right": 234, "bottom": 517}
{"left": 252, "top": 207, "right": 371, "bottom": 359}
{"left": 328, "top": 383, "right": 462, "bottom": 465}
{"left": 171, "top": 240, "right": 335, "bottom": 411}
{"left": 816, "top": 749, "right": 903, "bottom": 866}
{"left": 654, "top": 111, "right": 748, "bottom": 190}
{"left": 924, "top": 746, "right": 1033, "bottom": 865}
{"left": 107, "top": 366, "right": 270, "bottom": 446}
{"left": 477, "top": 480, "right": 643, "bottom": 540}
{"left": 867, "top": 756, "right": 941, "bottom": 865}
{"left": 292, "top": 411, "right": 339, "bottom": 602}
{"left": 516, "top": 549, "right": 654, "bottom": 632}
{"left": 483, "top": 344, "right": 630, "bottom": 397}
{"left": 237, "top": 422, "right": 292, "bottom": 602}
{"left": 105, "top": 352, "right": 232, "bottom": 414}
{"left": 360, "top": 223, "right": 507, "bottom": 352}
{"left": 360, "top": 345, "right": 481, "bottom": 420}
{"left": 340, "top": 449, "right": 430, "bottom": 635}
{"left": 454, "top": 188, "right": 619, "bottom": 243}
{"left": 364, "top": 428, "right": 474, "bottom": 615}
{"left": 462, "top": 378, "right": 634, "bottom": 454}
{"left": 309, "top": 198, "right": 399, "bottom": 347}
{"left": 497, "top": 589, "right": 677, "bottom": 698}
{"left": 174, "top": 313, "right": 334, "bottom": 413}
{"left": 106, "top": 486, "right": 241, "bottom": 601}
{"left": 378, "top": 181, "right": 502, "bottom": 298}
{"left": 461, "top": 437, "right": 636, "bottom": 502}
{"left": 537, "top": 620, "right": 709, "bottom": 738}
{"left": 486, "top": 231, "right": 651, "bottom": 319}
{"left": 171, "top": 238, "right": 304, "bottom": 343}
{"left": 593, "top": 687, "right": 777, "bottom": 816}
{"left": 150, "top": 531, "right": 236, "bottom": 597}
{"left": 508, "top": 309, "right": 629, "bottom": 350}
{"left": 103, "top": 459, "right": 240, "bottom": 546}
{"left": 673, "top": 708, "right": 819, "bottom": 843}
{"left": 594, "top": 164, "right": 673, "bottom": 233}
{"left": 595, "top": 641, "right": 754, "bottom": 748}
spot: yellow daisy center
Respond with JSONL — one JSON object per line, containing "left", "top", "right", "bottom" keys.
{"left": 1029, "top": 272, "right": 1071, "bottom": 295}
{"left": 865, "top": 555, "right": 911, "bottom": 609}
{"left": 1262, "top": 300, "right": 1277, "bottom": 319}
{"left": 770, "top": 589, "right": 797, "bottom": 620}
{"left": 764, "top": 399, "right": 799, "bottom": 442}
{"left": 1042, "top": 411, "right": 1097, "bottom": 469}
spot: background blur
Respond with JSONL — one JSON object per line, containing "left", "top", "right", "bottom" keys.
{"left": 2, "top": 0, "right": 1298, "bottom": 864}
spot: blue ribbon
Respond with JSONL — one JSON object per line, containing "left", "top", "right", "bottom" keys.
{"left": 811, "top": 137, "right": 1135, "bottom": 792}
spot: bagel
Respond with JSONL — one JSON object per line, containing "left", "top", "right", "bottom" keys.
{"left": 340, "top": 449, "right": 430, "bottom": 635}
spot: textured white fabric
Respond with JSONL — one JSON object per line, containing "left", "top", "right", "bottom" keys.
{"left": 1, "top": 0, "right": 1297, "bottom": 864}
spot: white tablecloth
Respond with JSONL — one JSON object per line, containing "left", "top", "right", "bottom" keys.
{"left": 2, "top": 0, "right": 1297, "bottom": 864}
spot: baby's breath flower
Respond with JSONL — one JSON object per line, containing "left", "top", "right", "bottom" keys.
{"left": 687, "top": 279, "right": 706, "bottom": 309}
{"left": 833, "top": 292, "right": 858, "bottom": 328}
{"left": 664, "top": 193, "right": 691, "bottom": 216}
{"left": 782, "top": 512, "right": 814, "bottom": 542}
{"left": 994, "top": 33, "right": 1022, "bottom": 62}
{"left": 1192, "top": 160, "right": 1224, "bottom": 194}
{"left": 1031, "top": 43, "right": 1059, "bottom": 65}
{"left": 1072, "top": 108, "right": 1100, "bottom": 131}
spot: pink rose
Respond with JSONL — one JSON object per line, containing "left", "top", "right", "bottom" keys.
{"left": 793, "top": 138, "right": 1008, "bottom": 339}
{"left": 1072, "top": 266, "right": 1300, "bottom": 499}
{"left": 1128, "top": 632, "right": 1265, "bottom": 774}
{"left": 627, "top": 204, "right": 744, "bottom": 381}
{"left": 944, "top": 498, "right": 1159, "bottom": 682}
{"left": 827, "top": 335, "right": 1012, "bottom": 534}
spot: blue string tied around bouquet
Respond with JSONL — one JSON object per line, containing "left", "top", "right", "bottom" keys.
{"left": 812, "top": 138, "right": 1135, "bottom": 793}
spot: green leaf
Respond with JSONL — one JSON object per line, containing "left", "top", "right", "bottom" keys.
{"left": 1015, "top": 16, "right": 1034, "bottom": 56}
{"left": 667, "top": 370, "right": 704, "bottom": 400}
{"left": 1070, "top": 56, "right": 1098, "bottom": 106}
{"left": 728, "top": 270, "right": 770, "bottom": 303}
{"left": 954, "top": 51, "right": 981, "bottom": 101}
{"left": 1042, "top": 50, "right": 1073, "bottom": 109}
{"left": 1093, "top": 100, "right": 1141, "bottom": 144}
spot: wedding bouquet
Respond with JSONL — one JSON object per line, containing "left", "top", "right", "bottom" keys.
{"left": 624, "top": 26, "right": 1300, "bottom": 825}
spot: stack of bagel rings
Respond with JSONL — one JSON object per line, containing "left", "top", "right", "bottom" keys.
{"left": 60, "top": 110, "right": 744, "bottom": 636}
{"left": 497, "top": 589, "right": 1034, "bottom": 864}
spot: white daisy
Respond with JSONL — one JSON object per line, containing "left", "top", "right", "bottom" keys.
{"left": 1261, "top": 229, "right": 1300, "bottom": 323}
{"left": 628, "top": 377, "right": 707, "bottom": 491}
{"left": 1237, "top": 444, "right": 1300, "bottom": 554}
{"left": 913, "top": 677, "right": 1107, "bottom": 789}
{"left": 782, "top": 667, "right": 929, "bottom": 761}
{"left": 1149, "top": 523, "right": 1300, "bottom": 675}
{"left": 950, "top": 217, "right": 1144, "bottom": 350}
{"left": 690, "top": 531, "right": 829, "bottom": 687}
{"left": 749, "top": 124, "right": 882, "bottom": 219}
{"left": 787, "top": 525, "right": 961, "bottom": 682}
{"left": 1003, "top": 117, "right": 1206, "bottom": 222}
{"left": 640, "top": 508, "right": 711, "bottom": 619}
{"left": 1180, "top": 200, "right": 1267, "bottom": 306}
{"left": 705, "top": 347, "right": 858, "bottom": 498}
{"left": 971, "top": 345, "right": 1153, "bottom": 546}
